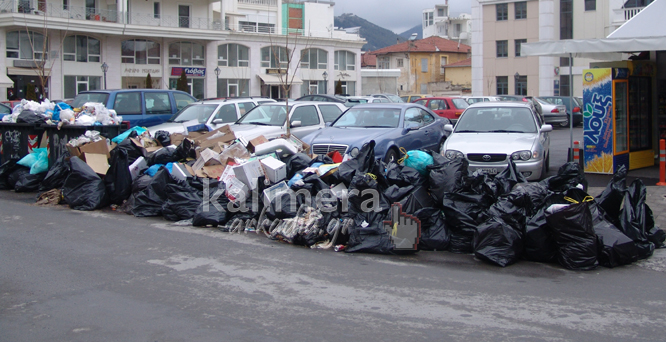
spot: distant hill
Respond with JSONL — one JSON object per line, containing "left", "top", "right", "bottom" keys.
{"left": 334, "top": 13, "right": 404, "bottom": 51}
{"left": 398, "top": 25, "right": 422, "bottom": 41}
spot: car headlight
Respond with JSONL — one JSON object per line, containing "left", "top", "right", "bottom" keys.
{"left": 444, "top": 150, "right": 464, "bottom": 160}
{"left": 349, "top": 147, "right": 359, "bottom": 158}
{"left": 511, "top": 150, "right": 533, "bottom": 161}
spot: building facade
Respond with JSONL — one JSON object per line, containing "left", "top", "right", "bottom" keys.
{"left": 422, "top": 2, "right": 471, "bottom": 47}
{"left": 470, "top": 0, "right": 650, "bottom": 97}
{"left": 0, "top": 0, "right": 364, "bottom": 101}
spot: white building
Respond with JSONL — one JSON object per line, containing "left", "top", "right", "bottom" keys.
{"left": 0, "top": 0, "right": 365, "bottom": 101}
{"left": 422, "top": 2, "right": 471, "bottom": 46}
{"left": 470, "top": 0, "right": 652, "bottom": 97}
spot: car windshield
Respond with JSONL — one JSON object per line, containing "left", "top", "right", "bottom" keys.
{"left": 71, "top": 93, "right": 109, "bottom": 108}
{"left": 333, "top": 108, "right": 401, "bottom": 128}
{"left": 237, "top": 104, "right": 289, "bottom": 126}
{"left": 455, "top": 107, "right": 537, "bottom": 133}
{"left": 452, "top": 98, "right": 470, "bottom": 109}
{"left": 168, "top": 104, "right": 217, "bottom": 123}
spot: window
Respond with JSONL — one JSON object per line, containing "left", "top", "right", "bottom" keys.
{"left": 496, "top": 3, "right": 508, "bottom": 21}
{"left": 261, "top": 46, "right": 288, "bottom": 68}
{"left": 378, "top": 56, "right": 390, "bottom": 69}
{"left": 113, "top": 92, "right": 142, "bottom": 115}
{"left": 560, "top": 75, "right": 570, "bottom": 96}
{"left": 584, "top": 0, "right": 595, "bottom": 11}
{"left": 237, "top": 102, "right": 255, "bottom": 116}
{"left": 496, "top": 76, "right": 508, "bottom": 95}
{"left": 438, "top": 8, "right": 444, "bottom": 16}
{"left": 515, "top": 2, "right": 527, "bottom": 19}
{"left": 300, "top": 80, "right": 326, "bottom": 96}
{"left": 560, "top": 57, "right": 572, "bottom": 66}
{"left": 424, "top": 12, "right": 433, "bottom": 26}
{"left": 217, "top": 79, "right": 250, "bottom": 98}
{"left": 338, "top": 81, "right": 355, "bottom": 95}
{"left": 6, "top": 31, "right": 47, "bottom": 60}
{"left": 515, "top": 75, "right": 527, "bottom": 96}
{"left": 290, "top": 106, "right": 319, "bottom": 126}
{"left": 560, "top": 0, "right": 573, "bottom": 40}
{"left": 63, "top": 35, "right": 100, "bottom": 62}
{"left": 169, "top": 78, "right": 204, "bottom": 100}
{"left": 334, "top": 51, "right": 356, "bottom": 71}
{"left": 300, "top": 48, "right": 327, "bottom": 69}
{"left": 145, "top": 92, "right": 172, "bottom": 114}
{"left": 404, "top": 108, "right": 432, "bottom": 127}
{"left": 515, "top": 39, "right": 526, "bottom": 57}
{"left": 496, "top": 40, "right": 508, "bottom": 58}
{"left": 421, "top": 58, "right": 428, "bottom": 72}
{"left": 218, "top": 44, "right": 249, "bottom": 67}
{"left": 169, "top": 41, "right": 204, "bottom": 66}
{"left": 428, "top": 99, "right": 447, "bottom": 110}
{"left": 319, "top": 104, "right": 343, "bottom": 122}
{"left": 63, "top": 76, "right": 101, "bottom": 98}
{"left": 153, "top": 2, "right": 160, "bottom": 19}
{"left": 174, "top": 93, "right": 195, "bottom": 110}
{"left": 213, "top": 104, "right": 238, "bottom": 123}
{"left": 420, "top": 83, "right": 427, "bottom": 93}
{"left": 121, "top": 39, "right": 160, "bottom": 64}
{"left": 397, "top": 58, "right": 403, "bottom": 67}
{"left": 440, "top": 56, "right": 447, "bottom": 74}
{"left": 63, "top": 0, "right": 68, "bottom": 10}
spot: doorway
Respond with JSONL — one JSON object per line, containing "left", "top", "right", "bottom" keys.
{"left": 178, "top": 5, "right": 190, "bottom": 28}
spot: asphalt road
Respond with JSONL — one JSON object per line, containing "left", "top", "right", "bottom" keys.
{"left": 2, "top": 189, "right": 666, "bottom": 341}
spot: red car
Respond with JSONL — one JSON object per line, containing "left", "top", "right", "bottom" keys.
{"left": 412, "top": 97, "right": 470, "bottom": 122}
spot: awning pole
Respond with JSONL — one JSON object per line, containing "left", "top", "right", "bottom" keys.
{"left": 569, "top": 53, "right": 574, "bottom": 162}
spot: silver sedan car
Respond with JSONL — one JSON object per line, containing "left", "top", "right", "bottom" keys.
{"left": 442, "top": 102, "right": 553, "bottom": 181}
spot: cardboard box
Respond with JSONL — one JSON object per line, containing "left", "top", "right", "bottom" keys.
{"left": 194, "top": 125, "right": 233, "bottom": 143}
{"left": 280, "top": 134, "right": 310, "bottom": 153}
{"left": 246, "top": 135, "right": 269, "bottom": 153}
{"left": 197, "top": 133, "right": 236, "bottom": 151}
{"left": 67, "top": 139, "right": 111, "bottom": 160}
{"left": 170, "top": 133, "right": 186, "bottom": 146}
{"left": 260, "top": 156, "right": 287, "bottom": 183}
{"left": 199, "top": 165, "right": 226, "bottom": 179}
{"left": 225, "top": 176, "right": 249, "bottom": 202}
{"left": 262, "top": 181, "right": 292, "bottom": 206}
{"left": 192, "top": 148, "right": 221, "bottom": 171}
{"left": 129, "top": 156, "right": 147, "bottom": 180}
{"left": 85, "top": 153, "right": 109, "bottom": 175}
{"left": 232, "top": 159, "right": 265, "bottom": 190}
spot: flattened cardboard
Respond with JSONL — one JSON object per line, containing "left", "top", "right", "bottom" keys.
{"left": 246, "top": 135, "right": 269, "bottom": 153}
{"left": 201, "top": 165, "right": 226, "bottom": 179}
{"left": 85, "top": 153, "right": 109, "bottom": 175}
{"left": 194, "top": 125, "right": 232, "bottom": 143}
{"left": 170, "top": 133, "right": 186, "bottom": 146}
{"left": 197, "top": 132, "right": 236, "bottom": 150}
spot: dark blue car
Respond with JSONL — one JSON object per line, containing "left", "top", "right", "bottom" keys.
{"left": 301, "top": 103, "right": 450, "bottom": 163}
{"left": 70, "top": 89, "right": 196, "bottom": 128}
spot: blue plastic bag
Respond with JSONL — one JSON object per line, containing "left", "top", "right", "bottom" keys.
{"left": 112, "top": 126, "right": 147, "bottom": 144}
{"left": 17, "top": 148, "right": 49, "bottom": 175}
{"left": 145, "top": 162, "right": 173, "bottom": 177}
{"left": 403, "top": 150, "right": 433, "bottom": 176}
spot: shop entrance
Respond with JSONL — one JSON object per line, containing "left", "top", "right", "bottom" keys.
{"left": 7, "top": 75, "right": 47, "bottom": 101}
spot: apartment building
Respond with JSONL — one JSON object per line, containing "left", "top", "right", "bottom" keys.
{"left": 0, "top": 0, "right": 365, "bottom": 101}
{"left": 470, "top": 0, "right": 651, "bottom": 97}
{"left": 422, "top": 2, "right": 471, "bottom": 47}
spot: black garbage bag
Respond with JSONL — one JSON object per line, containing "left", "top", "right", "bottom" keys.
{"left": 282, "top": 153, "right": 312, "bottom": 179}
{"left": 132, "top": 174, "right": 153, "bottom": 194}
{"left": 345, "top": 210, "right": 394, "bottom": 254}
{"left": 494, "top": 159, "right": 528, "bottom": 196}
{"left": 589, "top": 202, "right": 638, "bottom": 268}
{"left": 193, "top": 183, "right": 233, "bottom": 227}
{"left": 384, "top": 184, "right": 414, "bottom": 203}
{"left": 545, "top": 201, "right": 598, "bottom": 270}
{"left": 474, "top": 217, "right": 523, "bottom": 267}
{"left": 428, "top": 158, "right": 469, "bottom": 205}
{"left": 487, "top": 185, "right": 532, "bottom": 233}
{"left": 146, "top": 147, "right": 179, "bottom": 166}
{"left": 337, "top": 141, "right": 376, "bottom": 185}
{"left": 17, "top": 110, "right": 46, "bottom": 124}
{"left": 415, "top": 207, "right": 449, "bottom": 251}
{"left": 595, "top": 165, "right": 627, "bottom": 221}
{"left": 618, "top": 179, "right": 658, "bottom": 259}
{"left": 131, "top": 168, "right": 171, "bottom": 217}
{"left": 14, "top": 169, "right": 46, "bottom": 193}
{"left": 541, "top": 162, "right": 587, "bottom": 192}
{"left": 512, "top": 182, "right": 550, "bottom": 217}
{"left": 385, "top": 163, "right": 425, "bottom": 188}
{"left": 398, "top": 186, "right": 434, "bottom": 214}
{"left": 174, "top": 138, "right": 196, "bottom": 161}
{"left": 347, "top": 173, "right": 391, "bottom": 215}
{"left": 310, "top": 154, "right": 333, "bottom": 165}
{"left": 7, "top": 165, "right": 30, "bottom": 189}
{"left": 161, "top": 181, "right": 203, "bottom": 221}
{"left": 467, "top": 170, "right": 500, "bottom": 199}
{"left": 105, "top": 149, "right": 133, "bottom": 205}
{"left": 0, "top": 160, "right": 20, "bottom": 190}
{"left": 442, "top": 192, "right": 493, "bottom": 254}
{"left": 266, "top": 190, "right": 300, "bottom": 220}
{"left": 154, "top": 130, "right": 171, "bottom": 147}
{"left": 62, "top": 157, "right": 108, "bottom": 210}
{"left": 39, "top": 153, "right": 71, "bottom": 192}
{"left": 524, "top": 208, "right": 558, "bottom": 263}
{"left": 112, "top": 134, "right": 146, "bottom": 165}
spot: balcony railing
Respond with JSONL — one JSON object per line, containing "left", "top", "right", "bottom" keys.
{"left": 622, "top": 6, "right": 644, "bottom": 21}
{"left": 610, "top": 5, "right": 646, "bottom": 31}
{"left": 238, "top": 0, "right": 277, "bottom": 6}
{"left": 128, "top": 12, "right": 221, "bottom": 30}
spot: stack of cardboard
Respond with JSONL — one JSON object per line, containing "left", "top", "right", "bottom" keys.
{"left": 66, "top": 139, "right": 114, "bottom": 175}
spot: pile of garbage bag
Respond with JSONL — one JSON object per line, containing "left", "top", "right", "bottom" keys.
{"left": 0, "top": 122, "right": 663, "bottom": 271}
{"left": 2, "top": 98, "right": 121, "bottom": 126}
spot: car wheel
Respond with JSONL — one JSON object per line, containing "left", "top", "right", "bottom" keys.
{"left": 384, "top": 149, "right": 398, "bottom": 164}
{"left": 559, "top": 117, "right": 569, "bottom": 128}
{"left": 437, "top": 137, "right": 447, "bottom": 153}
{"left": 540, "top": 152, "right": 550, "bottom": 180}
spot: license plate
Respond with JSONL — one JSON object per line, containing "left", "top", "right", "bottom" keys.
{"left": 480, "top": 168, "right": 498, "bottom": 175}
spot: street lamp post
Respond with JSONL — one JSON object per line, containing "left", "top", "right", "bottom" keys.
{"left": 101, "top": 62, "right": 108, "bottom": 90}
{"left": 322, "top": 71, "right": 328, "bottom": 94}
{"left": 214, "top": 66, "right": 221, "bottom": 97}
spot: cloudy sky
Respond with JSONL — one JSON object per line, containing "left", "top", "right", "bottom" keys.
{"left": 332, "top": 0, "right": 472, "bottom": 34}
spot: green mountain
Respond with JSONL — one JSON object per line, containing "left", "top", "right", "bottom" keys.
{"left": 334, "top": 13, "right": 405, "bottom": 51}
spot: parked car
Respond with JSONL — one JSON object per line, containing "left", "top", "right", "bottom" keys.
{"left": 295, "top": 94, "right": 364, "bottom": 108}
{"left": 0, "top": 102, "right": 11, "bottom": 119}
{"left": 441, "top": 102, "right": 552, "bottom": 181}
{"left": 461, "top": 96, "right": 502, "bottom": 104}
{"left": 539, "top": 96, "right": 583, "bottom": 127}
{"left": 146, "top": 98, "right": 276, "bottom": 135}
{"left": 369, "top": 93, "right": 404, "bottom": 103}
{"left": 532, "top": 97, "right": 568, "bottom": 126}
{"left": 301, "top": 103, "right": 450, "bottom": 163}
{"left": 400, "top": 94, "right": 433, "bottom": 103}
{"left": 230, "top": 101, "right": 347, "bottom": 141}
{"left": 70, "top": 89, "right": 197, "bottom": 128}
{"left": 345, "top": 96, "right": 389, "bottom": 104}
{"left": 412, "top": 97, "right": 470, "bottom": 123}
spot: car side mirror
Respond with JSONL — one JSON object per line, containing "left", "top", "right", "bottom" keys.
{"left": 540, "top": 124, "right": 553, "bottom": 133}
{"left": 291, "top": 120, "right": 302, "bottom": 128}
{"left": 212, "top": 118, "right": 224, "bottom": 124}
{"left": 444, "top": 124, "right": 453, "bottom": 132}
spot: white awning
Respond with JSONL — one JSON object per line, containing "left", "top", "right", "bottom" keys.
{"left": 258, "top": 73, "right": 303, "bottom": 85}
{"left": 0, "top": 73, "right": 14, "bottom": 88}
{"left": 608, "top": 0, "right": 666, "bottom": 39}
